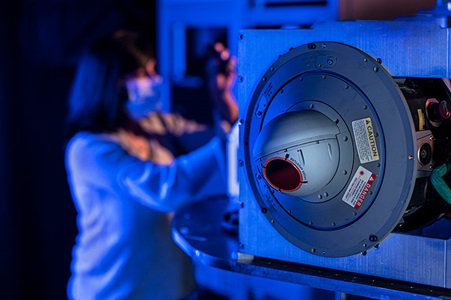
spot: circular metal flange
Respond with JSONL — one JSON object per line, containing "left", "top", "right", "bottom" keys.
{"left": 242, "top": 42, "right": 417, "bottom": 257}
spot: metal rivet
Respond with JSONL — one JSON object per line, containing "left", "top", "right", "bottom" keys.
{"left": 369, "top": 235, "right": 378, "bottom": 242}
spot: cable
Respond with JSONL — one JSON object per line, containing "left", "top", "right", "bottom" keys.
{"left": 430, "top": 163, "right": 451, "bottom": 204}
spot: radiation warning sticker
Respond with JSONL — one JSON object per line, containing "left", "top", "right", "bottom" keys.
{"left": 352, "top": 117, "right": 379, "bottom": 164}
{"left": 342, "top": 166, "right": 376, "bottom": 210}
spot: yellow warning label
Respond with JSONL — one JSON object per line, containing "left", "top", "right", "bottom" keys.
{"left": 365, "top": 118, "right": 379, "bottom": 162}
{"left": 352, "top": 117, "right": 380, "bottom": 164}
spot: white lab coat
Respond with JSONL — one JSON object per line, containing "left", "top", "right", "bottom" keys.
{"left": 65, "top": 128, "right": 227, "bottom": 299}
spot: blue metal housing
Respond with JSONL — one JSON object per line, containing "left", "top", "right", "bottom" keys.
{"left": 238, "top": 20, "right": 451, "bottom": 288}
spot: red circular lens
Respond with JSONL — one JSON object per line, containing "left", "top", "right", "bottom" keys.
{"left": 263, "top": 158, "right": 303, "bottom": 192}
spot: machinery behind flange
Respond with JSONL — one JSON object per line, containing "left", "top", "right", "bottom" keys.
{"left": 394, "top": 78, "right": 451, "bottom": 232}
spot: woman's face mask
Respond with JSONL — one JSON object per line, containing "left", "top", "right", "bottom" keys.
{"left": 125, "top": 76, "right": 163, "bottom": 120}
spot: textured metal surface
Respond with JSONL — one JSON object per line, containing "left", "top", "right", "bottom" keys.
{"left": 239, "top": 181, "right": 451, "bottom": 287}
{"left": 237, "top": 20, "right": 451, "bottom": 85}
{"left": 172, "top": 199, "right": 451, "bottom": 299}
{"left": 238, "top": 20, "right": 451, "bottom": 287}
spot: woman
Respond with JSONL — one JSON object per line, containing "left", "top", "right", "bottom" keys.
{"left": 65, "top": 30, "right": 236, "bottom": 299}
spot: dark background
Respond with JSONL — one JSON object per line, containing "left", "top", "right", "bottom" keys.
{"left": 0, "top": 1, "right": 156, "bottom": 299}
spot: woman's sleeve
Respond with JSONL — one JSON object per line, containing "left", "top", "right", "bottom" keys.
{"left": 119, "top": 136, "right": 228, "bottom": 212}
{"left": 67, "top": 135, "right": 228, "bottom": 213}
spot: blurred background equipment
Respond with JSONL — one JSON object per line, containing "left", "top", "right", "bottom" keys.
{"left": 157, "top": 0, "right": 340, "bottom": 121}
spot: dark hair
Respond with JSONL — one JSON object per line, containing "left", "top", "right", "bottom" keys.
{"left": 65, "top": 30, "right": 154, "bottom": 139}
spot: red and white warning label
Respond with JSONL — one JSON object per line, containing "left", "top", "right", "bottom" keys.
{"left": 342, "top": 166, "right": 376, "bottom": 210}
